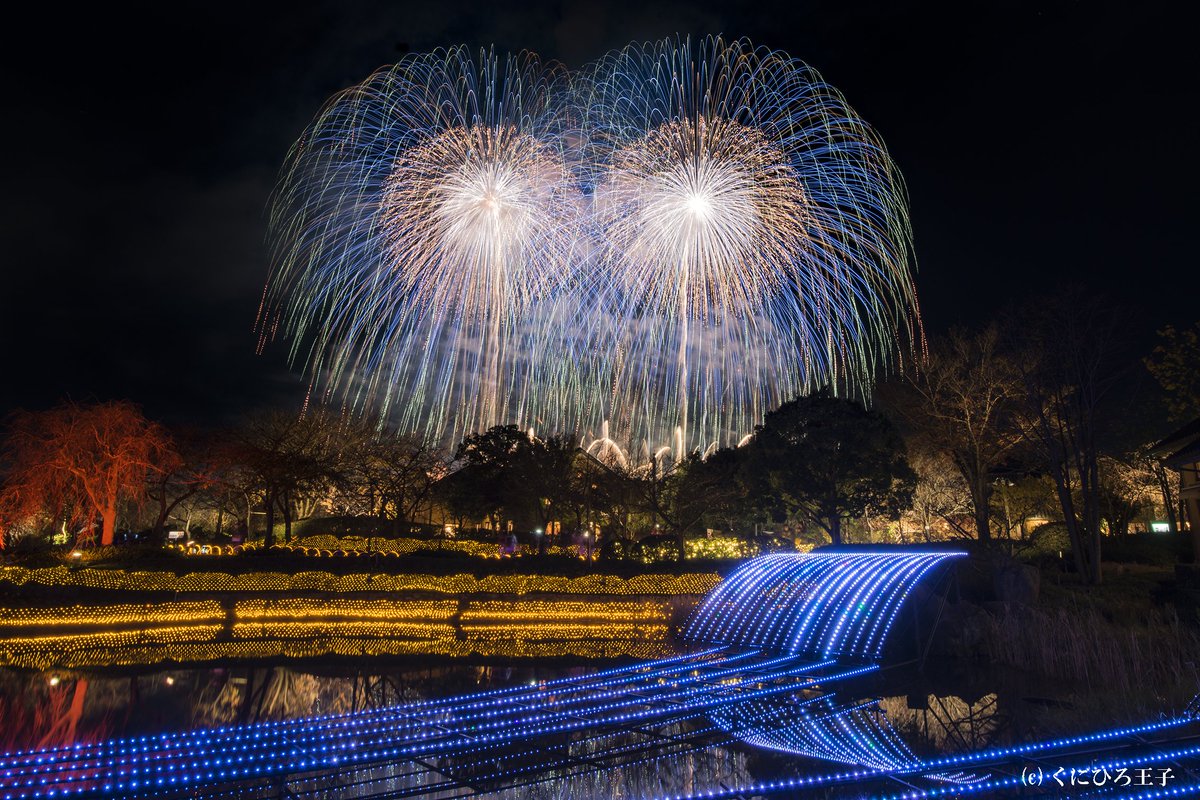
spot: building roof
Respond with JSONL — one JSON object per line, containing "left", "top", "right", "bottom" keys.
{"left": 1151, "top": 417, "right": 1200, "bottom": 468}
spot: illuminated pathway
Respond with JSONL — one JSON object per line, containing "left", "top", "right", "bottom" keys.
{"left": 2, "top": 552, "right": 1198, "bottom": 798}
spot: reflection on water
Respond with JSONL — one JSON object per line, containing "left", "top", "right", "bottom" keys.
{"left": 0, "top": 657, "right": 1102, "bottom": 753}
{"left": 0, "top": 599, "right": 675, "bottom": 670}
{"left": 713, "top": 693, "right": 925, "bottom": 769}
{"left": 882, "top": 691, "right": 1002, "bottom": 754}
{"left": 0, "top": 661, "right": 597, "bottom": 753}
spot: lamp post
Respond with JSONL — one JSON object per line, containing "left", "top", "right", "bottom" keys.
{"left": 534, "top": 528, "right": 544, "bottom": 556}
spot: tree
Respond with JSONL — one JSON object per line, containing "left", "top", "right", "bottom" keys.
{"left": 233, "top": 409, "right": 358, "bottom": 546}
{"left": 339, "top": 431, "right": 444, "bottom": 537}
{"left": 511, "top": 434, "right": 579, "bottom": 537}
{"left": 0, "top": 401, "right": 176, "bottom": 546}
{"left": 990, "top": 474, "right": 1057, "bottom": 541}
{"left": 144, "top": 427, "right": 223, "bottom": 539}
{"left": 638, "top": 448, "right": 748, "bottom": 560}
{"left": 744, "top": 395, "right": 916, "bottom": 545}
{"left": 447, "top": 425, "right": 533, "bottom": 533}
{"left": 1009, "top": 289, "right": 1124, "bottom": 585}
{"left": 446, "top": 425, "right": 583, "bottom": 539}
{"left": 1097, "top": 448, "right": 1170, "bottom": 537}
{"left": 1145, "top": 321, "right": 1200, "bottom": 422}
{"left": 435, "top": 466, "right": 504, "bottom": 532}
{"left": 590, "top": 459, "right": 644, "bottom": 543}
{"left": 883, "top": 325, "right": 1022, "bottom": 542}
{"left": 905, "top": 448, "right": 973, "bottom": 541}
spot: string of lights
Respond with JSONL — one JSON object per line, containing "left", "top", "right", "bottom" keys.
{"left": 710, "top": 694, "right": 924, "bottom": 770}
{"left": 642, "top": 714, "right": 1200, "bottom": 800}
{"left": 2, "top": 646, "right": 731, "bottom": 775}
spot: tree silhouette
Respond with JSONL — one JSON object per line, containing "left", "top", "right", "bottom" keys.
{"left": 1145, "top": 321, "right": 1200, "bottom": 422}
{"left": 232, "top": 409, "right": 356, "bottom": 546}
{"left": 1009, "top": 289, "right": 1124, "bottom": 585}
{"left": 745, "top": 394, "right": 915, "bottom": 545}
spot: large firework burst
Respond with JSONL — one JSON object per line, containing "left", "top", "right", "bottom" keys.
{"left": 260, "top": 47, "right": 586, "bottom": 445}
{"left": 261, "top": 37, "right": 921, "bottom": 456}
{"left": 581, "top": 36, "right": 922, "bottom": 455}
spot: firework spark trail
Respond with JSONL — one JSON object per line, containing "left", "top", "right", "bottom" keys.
{"left": 261, "top": 37, "right": 922, "bottom": 457}
{"left": 580, "top": 36, "right": 922, "bottom": 455}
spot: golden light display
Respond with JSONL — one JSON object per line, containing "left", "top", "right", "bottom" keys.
{"left": 0, "top": 595, "right": 677, "bottom": 670}
{"left": 165, "top": 534, "right": 793, "bottom": 562}
{"left": 0, "top": 636, "right": 673, "bottom": 671}
{"left": 0, "top": 570, "right": 710, "bottom": 670}
{"left": 0, "top": 566, "right": 721, "bottom": 596}
{"left": 0, "top": 600, "right": 225, "bottom": 629}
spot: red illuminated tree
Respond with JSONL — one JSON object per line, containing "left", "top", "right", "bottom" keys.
{"left": 0, "top": 401, "right": 176, "bottom": 546}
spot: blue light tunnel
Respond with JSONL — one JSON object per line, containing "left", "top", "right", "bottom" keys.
{"left": 683, "top": 551, "right": 965, "bottom": 659}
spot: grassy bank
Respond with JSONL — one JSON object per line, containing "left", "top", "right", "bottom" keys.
{"left": 976, "top": 565, "right": 1200, "bottom": 720}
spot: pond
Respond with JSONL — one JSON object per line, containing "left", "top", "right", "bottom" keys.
{"left": 0, "top": 651, "right": 1116, "bottom": 799}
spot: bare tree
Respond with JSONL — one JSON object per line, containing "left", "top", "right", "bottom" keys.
{"left": 144, "top": 427, "right": 226, "bottom": 539}
{"left": 638, "top": 449, "right": 746, "bottom": 560}
{"left": 884, "top": 325, "right": 1022, "bottom": 542}
{"left": 340, "top": 430, "right": 444, "bottom": 537}
{"left": 1010, "top": 289, "right": 1123, "bottom": 585}
{"left": 1098, "top": 448, "right": 1173, "bottom": 537}
{"left": 233, "top": 409, "right": 359, "bottom": 546}
{"left": 990, "top": 474, "right": 1057, "bottom": 541}
{"left": 905, "top": 448, "right": 973, "bottom": 541}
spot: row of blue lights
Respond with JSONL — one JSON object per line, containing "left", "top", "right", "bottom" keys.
{"left": 92, "top": 663, "right": 877, "bottom": 799}
{"left": 1, "top": 656, "right": 868, "bottom": 797}
{"left": 1, "top": 652, "right": 741, "bottom": 789}
{"left": 645, "top": 713, "right": 1200, "bottom": 800}
{"left": 878, "top": 741, "right": 1200, "bottom": 800}
{"left": 0, "top": 647, "right": 748, "bottom": 781}
{"left": 181, "top": 713, "right": 727, "bottom": 800}
{"left": 713, "top": 694, "right": 924, "bottom": 771}
{"left": 292, "top": 718, "right": 730, "bottom": 800}
{"left": 0, "top": 645, "right": 731, "bottom": 767}
{"left": 279, "top": 722, "right": 734, "bottom": 800}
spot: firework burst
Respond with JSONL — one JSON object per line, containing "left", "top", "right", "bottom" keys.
{"left": 260, "top": 47, "right": 587, "bottom": 445}
{"left": 581, "top": 36, "right": 922, "bottom": 455}
{"left": 261, "top": 37, "right": 921, "bottom": 457}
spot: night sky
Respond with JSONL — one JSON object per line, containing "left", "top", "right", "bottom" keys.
{"left": 2, "top": 0, "right": 1193, "bottom": 426}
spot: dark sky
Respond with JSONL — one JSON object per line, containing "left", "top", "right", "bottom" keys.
{"left": 1, "top": 0, "right": 1194, "bottom": 425}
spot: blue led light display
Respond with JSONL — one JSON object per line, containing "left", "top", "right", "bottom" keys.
{"left": 684, "top": 551, "right": 965, "bottom": 658}
{"left": 711, "top": 694, "right": 921, "bottom": 770}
